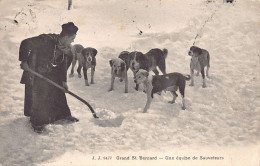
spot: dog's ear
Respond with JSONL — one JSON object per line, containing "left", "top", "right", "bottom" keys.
{"left": 109, "top": 60, "right": 114, "bottom": 67}
{"left": 92, "top": 48, "right": 98, "bottom": 56}
{"left": 120, "top": 62, "right": 125, "bottom": 72}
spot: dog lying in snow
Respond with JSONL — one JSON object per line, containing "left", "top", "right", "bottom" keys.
{"left": 188, "top": 46, "right": 210, "bottom": 88}
{"left": 129, "top": 48, "right": 168, "bottom": 90}
{"left": 70, "top": 44, "right": 98, "bottom": 86}
{"left": 134, "top": 69, "right": 191, "bottom": 113}
{"left": 109, "top": 51, "right": 131, "bottom": 93}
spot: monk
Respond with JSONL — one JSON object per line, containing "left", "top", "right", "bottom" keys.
{"left": 19, "top": 22, "right": 79, "bottom": 133}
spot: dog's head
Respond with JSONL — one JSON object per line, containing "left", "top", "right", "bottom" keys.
{"left": 81, "top": 47, "right": 98, "bottom": 65}
{"left": 134, "top": 69, "right": 149, "bottom": 84}
{"left": 109, "top": 58, "right": 126, "bottom": 76}
{"left": 188, "top": 46, "right": 202, "bottom": 57}
{"left": 129, "top": 51, "right": 146, "bottom": 72}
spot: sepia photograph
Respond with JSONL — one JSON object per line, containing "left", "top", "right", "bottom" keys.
{"left": 0, "top": 0, "right": 259, "bottom": 165}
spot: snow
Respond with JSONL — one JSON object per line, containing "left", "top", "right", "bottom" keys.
{"left": 0, "top": 0, "right": 260, "bottom": 165}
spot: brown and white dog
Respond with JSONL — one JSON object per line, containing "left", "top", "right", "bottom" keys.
{"left": 108, "top": 51, "right": 131, "bottom": 93}
{"left": 70, "top": 44, "right": 97, "bottom": 86}
{"left": 188, "top": 46, "right": 210, "bottom": 88}
{"left": 134, "top": 69, "right": 191, "bottom": 113}
{"left": 129, "top": 48, "right": 168, "bottom": 90}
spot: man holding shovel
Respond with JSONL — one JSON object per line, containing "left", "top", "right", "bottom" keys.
{"left": 19, "top": 22, "right": 79, "bottom": 133}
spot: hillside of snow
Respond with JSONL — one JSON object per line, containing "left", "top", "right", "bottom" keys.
{"left": 0, "top": 0, "right": 259, "bottom": 166}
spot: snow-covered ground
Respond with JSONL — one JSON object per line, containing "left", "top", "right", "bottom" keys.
{"left": 0, "top": 0, "right": 259, "bottom": 165}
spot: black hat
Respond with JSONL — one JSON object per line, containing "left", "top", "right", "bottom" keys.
{"left": 60, "top": 22, "right": 78, "bottom": 36}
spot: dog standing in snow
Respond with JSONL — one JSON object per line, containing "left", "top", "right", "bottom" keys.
{"left": 134, "top": 69, "right": 191, "bottom": 113}
{"left": 129, "top": 48, "right": 168, "bottom": 90}
{"left": 70, "top": 44, "right": 97, "bottom": 86}
{"left": 109, "top": 51, "right": 131, "bottom": 93}
{"left": 70, "top": 44, "right": 84, "bottom": 77}
{"left": 188, "top": 46, "right": 210, "bottom": 88}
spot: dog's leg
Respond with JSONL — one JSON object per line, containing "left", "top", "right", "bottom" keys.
{"left": 158, "top": 59, "right": 166, "bottom": 75}
{"left": 179, "top": 85, "right": 186, "bottom": 110}
{"left": 206, "top": 66, "right": 210, "bottom": 78}
{"left": 83, "top": 67, "right": 89, "bottom": 86}
{"left": 181, "top": 96, "right": 186, "bottom": 110}
{"left": 206, "top": 53, "right": 210, "bottom": 78}
{"left": 169, "top": 91, "right": 177, "bottom": 104}
{"left": 70, "top": 49, "right": 76, "bottom": 77}
{"left": 133, "top": 71, "right": 139, "bottom": 91}
{"left": 143, "top": 91, "right": 152, "bottom": 113}
{"left": 69, "top": 59, "right": 76, "bottom": 77}
{"left": 158, "top": 60, "right": 167, "bottom": 75}
{"left": 189, "top": 69, "right": 194, "bottom": 86}
{"left": 108, "top": 71, "right": 115, "bottom": 91}
{"left": 201, "top": 68, "right": 206, "bottom": 88}
{"left": 135, "top": 84, "right": 139, "bottom": 91}
{"left": 77, "top": 64, "right": 82, "bottom": 78}
{"left": 152, "top": 69, "right": 159, "bottom": 75}
{"left": 90, "top": 67, "right": 94, "bottom": 84}
{"left": 124, "top": 71, "right": 128, "bottom": 93}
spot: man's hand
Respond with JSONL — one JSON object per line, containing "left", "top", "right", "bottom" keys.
{"left": 20, "top": 61, "right": 30, "bottom": 71}
{"left": 62, "top": 81, "right": 69, "bottom": 92}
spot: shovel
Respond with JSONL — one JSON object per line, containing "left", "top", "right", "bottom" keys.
{"left": 27, "top": 68, "right": 99, "bottom": 118}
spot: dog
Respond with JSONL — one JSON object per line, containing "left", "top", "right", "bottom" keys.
{"left": 188, "top": 46, "right": 210, "bottom": 88}
{"left": 108, "top": 51, "right": 131, "bottom": 93}
{"left": 70, "top": 44, "right": 84, "bottom": 77}
{"left": 70, "top": 44, "right": 97, "bottom": 86}
{"left": 129, "top": 48, "right": 168, "bottom": 90}
{"left": 134, "top": 69, "right": 191, "bottom": 113}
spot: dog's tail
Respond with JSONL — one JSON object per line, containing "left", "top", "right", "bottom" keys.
{"left": 162, "top": 48, "right": 168, "bottom": 59}
{"left": 184, "top": 75, "right": 191, "bottom": 81}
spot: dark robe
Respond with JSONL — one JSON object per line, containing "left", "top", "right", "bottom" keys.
{"left": 19, "top": 34, "right": 73, "bottom": 126}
